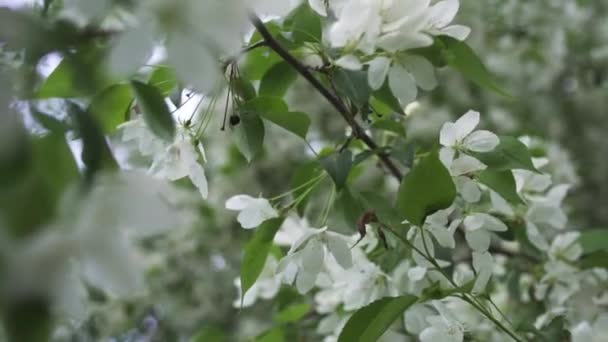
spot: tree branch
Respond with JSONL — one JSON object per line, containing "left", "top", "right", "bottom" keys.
{"left": 248, "top": 14, "right": 403, "bottom": 182}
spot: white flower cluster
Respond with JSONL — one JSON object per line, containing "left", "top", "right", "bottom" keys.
{"left": 229, "top": 110, "right": 606, "bottom": 341}
{"left": 311, "top": 0, "right": 470, "bottom": 106}
{"left": 120, "top": 116, "right": 209, "bottom": 199}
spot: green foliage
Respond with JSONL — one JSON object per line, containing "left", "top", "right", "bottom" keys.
{"left": 338, "top": 296, "right": 417, "bottom": 342}
{"left": 333, "top": 69, "right": 371, "bottom": 108}
{"left": 68, "top": 103, "right": 118, "bottom": 182}
{"left": 439, "top": 36, "right": 511, "bottom": 97}
{"left": 88, "top": 84, "right": 133, "bottom": 134}
{"left": 476, "top": 170, "right": 523, "bottom": 204}
{"left": 396, "top": 150, "right": 456, "bottom": 226}
{"left": 290, "top": 161, "right": 324, "bottom": 215}
{"left": 471, "top": 136, "right": 537, "bottom": 172}
{"left": 191, "top": 326, "right": 226, "bottom": 342}
{"left": 35, "top": 48, "right": 109, "bottom": 99}
{"left": 259, "top": 62, "right": 298, "bottom": 97}
{"left": 241, "top": 97, "right": 310, "bottom": 139}
{"left": 130, "top": 80, "right": 176, "bottom": 141}
{"left": 274, "top": 302, "right": 310, "bottom": 323}
{"left": 148, "top": 66, "right": 179, "bottom": 96}
{"left": 234, "top": 111, "right": 266, "bottom": 162}
{"left": 371, "top": 81, "right": 405, "bottom": 115}
{"left": 254, "top": 327, "right": 285, "bottom": 342}
{"left": 371, "top": 119, "right": 406, "bottom": 137}
{"left": 0, "top": 129, "right": 78, "bottom": 237}
{"left": 577, "top": 229, "right": 608, "bottom": 269}
{"left": 240, "top": 218, "right": 285, "bottom": 303}
{"left": 287, "top": 4, "right": 322, "bottom": 43}
{"left": 320, "top": 150, "right": 353, "bottom": 190}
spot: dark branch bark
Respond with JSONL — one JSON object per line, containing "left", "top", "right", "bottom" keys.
{"left": 248, "top": 14, "right": 403, "bottom": 182}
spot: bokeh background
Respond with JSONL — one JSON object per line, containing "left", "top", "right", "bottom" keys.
{"left": 1, "top": 0, "right": 607, "bottom": 341}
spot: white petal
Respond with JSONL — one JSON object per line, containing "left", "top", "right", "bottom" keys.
{"left": 300, "top": 238, "right": 324, "bottom": 275}
{"left": 439, "top": 147, "right": 455, "bottom": 169}
{"left": 335, "top": 54, "right": 363, "bottom": 70}
{"left": 377, "top": 31, "right": 433, "bottom": 52}
{"left": 308, "top": 0, "right": 327, "bottom": 16}
{"left": 439, "top": 122, "right": 458, "bottom": 147}
{"left": 420, "top": 326, "right": 451, "bottom": 342}
{"left": 456, "top": 176, "right": 481, "bottom": 203}
{"left": 326, "top": 234, "right": 353, "bottom": 269}
{"left": 427, "top": 0, "right": 459, "bottom": 29}
{"left": 188, "top": 161, "right": 208, "bottom": 199}
{"left": 167, "top": 36, "right": 218, "bottom": 92}
{"left": 525, "top": 221, "right": 549, "bottom": 251}
{"left": 108, "top": 25, "right": 155, "bottom": 76}
{"left": 401, "top": 55, "right": 437, "bottom": 91}
{"left": 225, "top": 195, "right": 255, "bottom": 210}
{"left": 463, "top": 130, "right": 500, "bottom": 152}
{"left": 450, "top": 155, "right": 486, "bottom": 176}
{"left": 527, "top": 204, "right": 567, "bottom": 230}
{"left": 570, "top": 322, "right": 593, "bottom": 342}
{"left": 404, "top": 304, "right": 434, "bottom": 335}
{"left": 441, "top": 24, "right": 471, "bottom": 40}
{"left": 480, "top": 213, "right": 508, "bottom": 232}
{"left": 408, "top": 266, "right": 428, "bottom": 281}
{"left": 295, "top": 270, "right": 317, "bottom": 294}
{"left": 367, "top": 56, "right": 391, "bottom": 90}
{"left": 465, "top": 229, "right": 490, "bottom": 252}
{"left": 389, "top": 64, "right": 417, "bottom": 105}
{"left": 490, "top": 191, "right": 514, "bottom": 216}
{"left": 427, "top": 225, "right": 455, "bottom": 249}
{"left": 472, "top": 251, "right": 493, "bottom": 293}
{"left": 453, "top": 110, "right": 480, "bottom": 141}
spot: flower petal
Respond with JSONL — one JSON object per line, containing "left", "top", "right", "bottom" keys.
{"left": 463, "top": 130, "right": 499, "bottom": 152}
{"left": 367, "top": 56, "right": 391, "bottom": 90}
{"left": 427, "top": 0, "right": 459, "bottom": 29}
{"left": 401, "top": 55, "right": 437, "bottom": 91}
{"left": 326, "top": 233, "right": 353, "bottom": 269}
{"left": 453, "top": 110, "right": 480, "bottom": 141}
{"left": 441, "top": 24, "right": 471, "bottom": 40}
{"left": 465, "top": 229, "right": 490, "bottom": 252}
{"left": 389, "top": 64, "right": 418, "bottom": 105}
{"left": 450, "top": 155, "right": 486, "bottom": 176}
{"left": 335, "top": 54, "right": 363, "bottom": 70}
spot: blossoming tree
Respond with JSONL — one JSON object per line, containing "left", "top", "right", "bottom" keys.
{"left": 0, "top": 0, "right": 606, "bottom": 341}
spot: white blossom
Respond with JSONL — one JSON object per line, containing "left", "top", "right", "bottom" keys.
{"left": 233, "top": 255, "right": 281, "bottom": 307}
{"left": 419, "top": 300, "right": 465, "bottom": 342}
{"left": 225, "top": 195, "right": 279, "bottom": 229}
{"left": 462, "top": 213, "right": 507, "bottom": 252}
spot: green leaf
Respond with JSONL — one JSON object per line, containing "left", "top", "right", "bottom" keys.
{"left": 334, "top": 69, "right": 371, "bottom": 108}
{"left": 320, "top": 150, "right": 353, "bottom": 190}
{"left": 242, "top": 97, "right": 310, "bottom": 139}
{"left": 371, "top": 80, "right": 404, "bottom": 115}
{"left": 371, "top": 119, "right": 406, "bottom": 137}
{"left": 88, "top": 84, "right": 132, "bottom": 134}
{"left": 290, "top": 161, "right": 324, "bottom": 215}
{"left": 579, "top": 250, "right": 608, "bottom": 269}
{"left": 396, "top": 150, "right": 456, "bottom": 226}
{"left": 255, "top": 327, "right": 285, "bottom": 342}
{"left": 31, "top": 110, "right": 69, "bottom": 134}
{"left": 288, "top": 4, "right": 322, "bottom": 43}
{"left": 338, "top": 296, "right": 418, "bottom": 342}
{"left": 470, "top": 136, "right": 537, "bottom": 172}
{"left": 130, "top": 80, "right": 175, "bottom": 141}
{"left": 34, "top": 48, "right": 109, "bottom": 99}
{"left": 259, "top": 62, "right": 298, "bottom": 97}
{"left": 231, "top": 77, "right": 257, "bottom": 102}
{"left": 440, "top": 36, "right": 511, "bottom": 97}
{"left": 234, "top": 112, "right": 265, "bottom": 162}
{"left": 67, "top": 103, "right": 118, "bottom": 181}
{"left": 0, "top": 129, "right": 79, "bottom": 237}
{"left": 274, "top": 303, "right": 311, "bottom": 323}
{"left": 191, "top": 326, "right": 226, "bottom": 342}
{"left": 148, "top": 66, "right": 178, "bottom": 96}
{"left": 578, "top": 229, "right": 608, "bottom": 254}
{"left": 336, "top": 187, "right": 366, "bottom": 229}
{"left": 240, "top": 217, "right": 285, "bottom": 302}
{"left": 476, "top": 170, "right": 523, "bottom": 204}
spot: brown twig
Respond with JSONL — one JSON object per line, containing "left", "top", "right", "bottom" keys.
{"left": 248, "top": 13, "right": 403, "bottom": 182}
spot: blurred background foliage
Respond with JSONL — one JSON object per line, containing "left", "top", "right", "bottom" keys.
{"left": 0, "top": 0, "right": 607, "bottom": 341}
